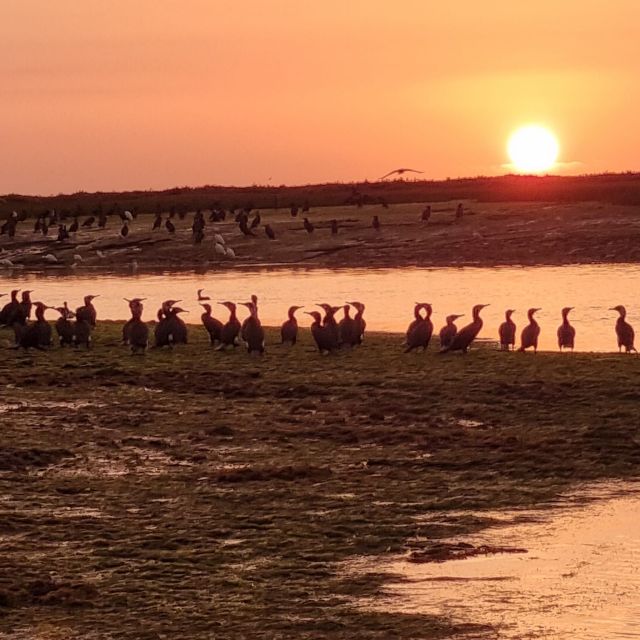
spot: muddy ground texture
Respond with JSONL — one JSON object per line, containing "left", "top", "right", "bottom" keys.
{"left": 1, "top": 201, "right": 640, "bottom": 272}
{"left": 1, "top": 324, "right": 639, "bottom": 639}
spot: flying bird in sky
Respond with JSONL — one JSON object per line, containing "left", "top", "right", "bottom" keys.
{"left": 378, "top": 168, "right": 424, "bottom": 180}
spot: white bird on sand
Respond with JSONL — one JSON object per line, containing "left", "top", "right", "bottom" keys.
{"left": 214, "top": 243, "right": 226, "bottom": 256}
{"left": 73, "top": 254, "right": 83, "bottom": 263}
{"left": 214, "top": 233, "right": 225, "bottom": 245}
{"left": 378, "top": 168, "right": 424, "bottom": 180}
{"left": 43, "top": 254, "right": 58, "bottom": 263}
{"left": 96, "top": 250, "right": 106, "bottom": 259}
{"left": 130, "top": 260, "right": 138, "bottom": 272}
{"left": 124, "top": 210, "right": 134, "bottom": 221}
{"left": 0, "top": 258, "right": 14, "bottom": 267}
{"left": 225, "top": 246, "right": 236, "bottom": 258}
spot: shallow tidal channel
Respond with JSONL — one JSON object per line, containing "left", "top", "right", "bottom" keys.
{"left": 352, "top": 482, "right": 640, "bottom": 639}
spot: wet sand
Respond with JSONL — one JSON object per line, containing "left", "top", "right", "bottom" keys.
{"left": 1, "top": 200, "right": 640, "bottom": 272}
{"left": 0, "top": 324, "right": 639, "bottom": 638}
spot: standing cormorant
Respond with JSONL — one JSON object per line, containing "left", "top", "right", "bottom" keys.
{"left": 122, "top": 298, "right": 146, "bottom": 344}
{"left": 330, "top": 220, "right": 338, "bottom": 235}
{"left": 346, "top": 301, "right": 366, "bottom": 344}
{"left": 217, "top": 301, "right": 241, "bottom": 350}
{"left": 54, "top": 304, "right": 75, "bottom": 347}
{"left": 305, "top": 311, "right": 334, "bottom": 354}
{"left": 0, "top": 289, "right": 20, "bottom": 325}
{"left": 241, "top": 295, "right": 258, "bottom": 343}
{"left": 240, "top": 301, "right": 265, "bottom": 355}
{"left": 281, "top": 305, "right": 303, "bottom": 345}
{"left": 557, "top": 307, "right": 575, "bottom": 352}
{"left": 316, "top": 303, "right": 340, "bottom": 350}
{"left": 128, "top": 302, "right": 149, "bottom": 355}
{"left": 303, "top": 218, "right": 314, "bottom": 234}
{"left": 338, "top": 304, "right": 359, "bottom": 347}
{"left": 499, "top": 309, "right": 517, "bottom": 351}
{"left": 421, "top": 205, "right": 431, "bottom": 222}
{"left": 17, "top": 302, "right": 52, "bottom": 350}
{"left": 518, "top": 308, "right": 541, "bottom": 353}
{"left": 405, "top": 303, "right": 433, "bottom": 352}
{"left": 439, "top": 313, "right": 463, "bottom": 350}
{"left": 265, "top": 224, "right": 276, "bottom": 240}
{"left": 372, "top": 215, "right": 381, "bottom": 230}
{"left": 440, "top": 304, "right": 489, "bottom": 353}
{"left": 76, "top": 295, "right": 99, "bottom": 327}
{"left": 200, "top": 303, "right": 223, "bottom": 346}
{"left": 610, "top": 306, "right": 636, "bottom": 353}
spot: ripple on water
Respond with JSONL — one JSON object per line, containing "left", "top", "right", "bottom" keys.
{"left": 352, "top": 482, "right": 640, "bottom": 639}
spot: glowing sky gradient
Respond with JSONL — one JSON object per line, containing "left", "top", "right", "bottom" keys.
{"left": 2, "top": 1, "right": 639, "bottom": 194}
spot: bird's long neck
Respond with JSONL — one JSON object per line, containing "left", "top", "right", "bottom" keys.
{"left": 414, "top": 306, "right": 422, "bottom": 320}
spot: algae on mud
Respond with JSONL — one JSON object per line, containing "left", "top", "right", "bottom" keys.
{"left": 0, "top": 323, "right": 639, "bottom": 639}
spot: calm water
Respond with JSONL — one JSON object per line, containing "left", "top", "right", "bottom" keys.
{"left": 0, "top": 264, "right": 638, "bottom": 352}
{"left": 355, "top": 483, "right": 640, "bottom": 639}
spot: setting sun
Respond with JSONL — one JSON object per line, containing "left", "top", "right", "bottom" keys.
{"left": 508, "top": 125, "right": 559, "bottom": 173}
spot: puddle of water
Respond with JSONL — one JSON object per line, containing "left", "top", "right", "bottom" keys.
{"left": 356, "top": 482, "right": 640, "bottom": 639}
{"left": 0, "top": 264, "right": 639, "bottom": 351}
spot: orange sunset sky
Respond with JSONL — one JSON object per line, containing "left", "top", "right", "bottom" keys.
{"left": 2, "top": 1, "right": 639, "bottom": 194}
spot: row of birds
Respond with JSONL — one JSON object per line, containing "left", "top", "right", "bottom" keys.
{"left": 0, "top": 289, "right": 636, "bottom": 355}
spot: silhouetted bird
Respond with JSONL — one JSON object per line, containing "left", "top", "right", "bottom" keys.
{"left": 405, "top": 303, "right": 433, "bottom": 352}
{"left": 54, "top": 304, "right": 75, "bottom": 347}
{"left": 69, "top": 218, "right": 79, "bottom": 233}
{"left": 303, "top": 218, "right": 314, "bottom": 234}
{"left": 372, "top": 215, "right": 381, "bottom": 230}
{"left": 281, "top": 305, "right": 303, "bottom": 345}
{"left": 56, "top": 225, "right": 69, "bottom": 242}
{"left": 519, "top": 308, "right": 541, "bottom": 353}
{"left": 200, "top": 303, "right": 223, "bottom": 346}
{"left": 217, "top": 301, "right": 241, "bottom": 350}
{"left": 331, "top": 219, "right": 338, "bottom": 235}
{"left": 379, "top": 168, "right": 424, "bottom": 180}
{"left": 82, "top": 216, "right": 95, "bottom": 228}
{"left": 265, "top": 224, "right": 276, "bottom": 240}
{"left": 421, "top": 205, "right": 431, "bottom": 222}
{"left": 439, "top": 313, "right": 463, "bottom": 350}
{"left": 499, "top": 309, "right": 517, "bottom": 351}
{"left": 346, "top": 301, "right": 366, "bottom": 344}
{"left": 610, "top": 305, "right": 636, "bottom": 353}
{"left": 455, "top": 203, "right": 464, "bottom": 219}
{"left": 16, "top": 302, "right": 52, "bottom": 350}
{"left": 165, "top": 220, "right": 176, "bottom": 234}
{"left": 120, "top": 222, "right": 129, "bottom": 238}
{"left": 152, "top": 214, "right": 162, "bottom": 230}
{"left": 76, "top": 294, "right": 99, "bottom": 327}
{"left": 338, "top": 304, "right": 359, "bottom": 347}
{"left": 305, "top": 311, "right": 334, "bottom": 354}
{"left": 557, "top": 307, "right": 575, "bottom": 351}
{"left": 250, "top": 212, "right": 261, "bottom": 229}
{"left": 290, "top": 204, "right": 299, "bottom": 217}
{"left": 240, "top": 301, "right": 265, "bottom": 355}
{"left": 441, "top": 304, "right": 489, "bottom": 353}
{"left": 0, "top": 289, "right": 20, "bottom": 326}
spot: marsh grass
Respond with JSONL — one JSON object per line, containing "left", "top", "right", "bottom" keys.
{"left": 0, "top": 323, "right": 639, "bottom": 638}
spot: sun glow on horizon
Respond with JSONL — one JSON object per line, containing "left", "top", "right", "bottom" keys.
{"left": 508, "top": 125, "right": 559, "bottom": 173}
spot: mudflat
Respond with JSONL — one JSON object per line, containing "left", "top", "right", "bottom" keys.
{"left": 2, "top": 201, "right": 640, "bottom": 272}
{"left": 0, "top": 324, "right": 638, "bottom": 638}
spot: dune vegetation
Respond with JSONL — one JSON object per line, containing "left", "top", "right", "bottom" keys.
{"left": 0, "top": 323, "right": 639, "bottom": 638}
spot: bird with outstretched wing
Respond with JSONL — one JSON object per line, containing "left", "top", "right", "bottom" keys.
{"left": 378, "top": 168, "right": 424, "bottom": 180}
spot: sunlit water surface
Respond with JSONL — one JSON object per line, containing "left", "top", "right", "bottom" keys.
{"left": 353, "top": 482, "right": 640, "bottom": 639}
{"left": 0, "top": 264, "right": 638, "bottom": 352}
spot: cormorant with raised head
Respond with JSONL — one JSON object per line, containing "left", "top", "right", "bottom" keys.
{"left": 338, "top": 304, "right": 359, "bottom": 347}
{"left": 241, "top": 295, "right": 258, "bottom": 343}
{"left": 17, "top": 302, "right": 52, "bottom": 350}
{"left": 122, "top": 298, "right": 146, "bottom": 344}
{"left": 440, "top": 304, "right": 489, "bottom": 353}
{"left": 55, "top": 303, "right": 75, "bottom": 347}
{"left": 200, "top": 303, "right": 223, "bottom": 346}
{"left": 499, "top": 309, "right": 516, "bottom": 351}
{"left": 518, "top": 308, "right": 541, "bottom": 353}
{"left": 610, "top": 305, "right": 636, "bottom": 353}
{"left": 197, "top": 289, "right": 210, "bottom": 301}
{"left": 76, "top": 295, "right": 99, "bottom": 327}
{"left": 346, "top": 301, "right": 366, "bottom": 344}
{"left": 316, "top": 303, "right": 340, "bottom": 350}
{"left": 217, "top": 301, "right": 241, "bottom": 350}
{"left": 281, "top": 306, "right": 303, "bottom": 345}
{"left": 240, "top": 301, "right": 265, "bottom": 355}
{"left": 305, "top": 311, "right": 334, "bottom": 354}
{"left": 439, "top": 313, "right": 463, "bottom": 350}
{"left": 557, "top": 307, "right": 575, "bottom": 351}
{"left": 0, "top": 289, "right": 20, "bottom": 325}
{"left": 127, "top": 301, "right": 149, "bottom": 355}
